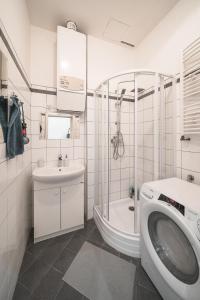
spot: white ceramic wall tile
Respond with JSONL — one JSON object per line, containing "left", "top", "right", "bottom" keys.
{"left": 32, "top": 135, "right": 47, "bottom": 148}
{"left": 31, "top": 93, "right": 47, "bottom": 107}
{"left": 182, "top": 151, "right": 200, "bottom": 173}
{"left": 31, "top": 106, "right": 46, "bottom": 121}
{"left": 47, "top": 139, "right": 60, "bottom": 148}
{"left": 32, "top": 148, "right": 46, "bottom": 163}
{"left": 31, "top": 120, "right": 40, "bottom": 135}
{"left": 47, "top": 95, "right": 57, "bottom": 109}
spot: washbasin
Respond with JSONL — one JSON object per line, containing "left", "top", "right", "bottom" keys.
{"left": 33, "top": 163, "right": 85, "bottom": 183}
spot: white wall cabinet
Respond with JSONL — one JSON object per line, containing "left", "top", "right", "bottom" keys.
{"left": 34, "top": 181, "right": 84, "bottom": 242}
{"left": 57, "top": 26, "right": 86, "bottom": 111}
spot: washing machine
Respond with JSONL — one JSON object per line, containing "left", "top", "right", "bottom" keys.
{"left": 140, "top": 177, "right": 200, "bottom": 300}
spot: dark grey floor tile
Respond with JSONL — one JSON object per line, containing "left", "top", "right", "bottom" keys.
{"left": 50, "top": 231, "right": 74, "bottom": 245}
{"left": 19, "top": 251, "right": 38, "bottom": 277}
{"left": 54, "top": 248, "right": 76, "bottom": 275}
{"left": 39, "top": 234, "right": 72, "bottom": 267}
{"left": 119, "top": 253, "right": 141, "bottom": 267}
{"left": 55, "top": 283, "right": 84, "bottom": 300}
{"left": 102, "top": 242, "right": 120, "bottom": 256}
{"left": 130, "top": 257, "right": 141, "bottom": 266}
{"left": 135, "top": 264, "right": 157, "bottom": 292}
{"left": 134, "top": 284, "right": 163, "bottom": 300}
{"left": 27, "top": 238, "right": 52, "bottom": 259}
{"left": 66, "top": 234, "right": 86, "bottom": 254}
{"left": 12, "top": 283, "right": 32, "bottom": 300}
{"left": 86, "top": 226, "right": 104, "bottom": 247}
{"left": 32, "top": 268, "right": 64, "bottom": 300}
{"left": 119, "top": 252, "right": 133, "bottom": 262}
{"left": 74, "top": 219, "right": 96, "bottom": 238}
{"left": 19, "top": 257, "right": 51, "bottom": 294}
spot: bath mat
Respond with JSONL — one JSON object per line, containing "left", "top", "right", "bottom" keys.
{"left": 63, "top": 242, "right": 136, "bottom": 300}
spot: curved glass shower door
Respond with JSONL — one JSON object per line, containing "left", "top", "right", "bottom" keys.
{"left": 94, "top": 70, "right": 176, "bottom": 237}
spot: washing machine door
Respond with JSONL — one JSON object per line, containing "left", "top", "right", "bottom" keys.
{"left": 141, "top": 201, "right": 200, "bottom": 299}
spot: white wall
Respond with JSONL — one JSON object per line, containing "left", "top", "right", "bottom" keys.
{"left": 0, "top": 0, "right": 31, "bottom": 77}
{"left": 31, "top": 26, "right": 57, "bottom": 88}
{"left": 30, "top": 25, "right": 136, "bottom": 90}
{"left": 87, "top": 35, "right": 135, "bottom": 89}
{"left": 134, "top": 0, "right": 200, "bottom": 74}
{"left": 0, "top": 1, "right": 32, "bottom": 298}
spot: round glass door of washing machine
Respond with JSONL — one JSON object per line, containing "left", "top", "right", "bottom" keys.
{"left": 148, "top": 211, "right": 199, "bottom": 284}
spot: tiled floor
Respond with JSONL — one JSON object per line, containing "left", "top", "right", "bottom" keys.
{"left": 13, "top": 220, "right": 163, "bottom": 300}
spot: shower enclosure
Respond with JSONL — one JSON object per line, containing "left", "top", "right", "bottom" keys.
{"left": 93, "top": 70, "right": 176, "bottom": 257}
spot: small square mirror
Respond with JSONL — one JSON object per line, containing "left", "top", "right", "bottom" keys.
{"left": 47, "top": 114, "right": 71, "bottom": 139}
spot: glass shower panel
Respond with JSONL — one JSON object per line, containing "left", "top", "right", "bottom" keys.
{"left": 94, "top": 82, "right": 110, "bottom": 220}
{"left": 94, "top": 70, "right": 176, "bottom": 235}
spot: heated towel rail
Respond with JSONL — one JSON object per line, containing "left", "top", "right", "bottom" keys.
{"left": 182, "top": 37, "right": 200, "bottom": 135}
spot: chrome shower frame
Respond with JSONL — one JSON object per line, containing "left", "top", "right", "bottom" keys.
{"left": 94, "top": 69, "right": 176, "bottom": 235}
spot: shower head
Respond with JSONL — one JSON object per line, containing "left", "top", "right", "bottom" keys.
{"left": 121, "top": 88, "right": 126, "bottom": 95}
{"left": 119, "top": 88, "right": 126, "bottom": 104}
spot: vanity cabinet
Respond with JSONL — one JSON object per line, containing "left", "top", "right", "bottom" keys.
{"left": 34, "top": 180, "right": 84, "bottom": 242}
{"left": 61, "top": 184, "right": 84, "bottom": 230}
{"left": 34, "top": 188, "right": 60, "bottom": 238}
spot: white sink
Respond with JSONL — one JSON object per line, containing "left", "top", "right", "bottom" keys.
{"left": 33, "top": 163, "right": 85, "bottom": 183}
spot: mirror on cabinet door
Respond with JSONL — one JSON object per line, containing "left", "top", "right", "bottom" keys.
{"left": 40, "top": 112, "right": 80, "bottom": 140}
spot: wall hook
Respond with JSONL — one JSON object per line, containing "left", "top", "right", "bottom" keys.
{"left": 180, "top": 135, "right": 191, "bottom": 141}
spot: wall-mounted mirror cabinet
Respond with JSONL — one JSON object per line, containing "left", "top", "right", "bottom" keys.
{"left": 40, "top": 112, "right": 80, "bottom": 140}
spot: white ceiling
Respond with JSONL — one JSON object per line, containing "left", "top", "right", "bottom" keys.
{"left": 27, "top": 0, "right": 179, "bottom": 47}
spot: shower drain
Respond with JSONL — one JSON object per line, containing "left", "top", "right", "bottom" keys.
{"left": 128, "top": 206, "right": 135, "bottom": 211}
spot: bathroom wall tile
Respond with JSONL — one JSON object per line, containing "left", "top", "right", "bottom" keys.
{"left": 32, "top": 135, "right": 47, "bottom": 148}
{"left": 110, "top": 169, "right": 120, "bottom": 181}
{"left": 181, "top": 169, "right": 200, "bottom": 185}
{"left": 61, "top": 139, "right": 73, "bottom": 148}
{"left": 74, "top": 135, "right": 84, "bottom": 147}
{"left": 32, "top": 148, "right": 46, "bottom": 164}
{"left": 121, "top": 168, "right": 130, "bottom": 180}
{"left": 0, "top": 190, "right": 7, "bottom": 226}
{"left": 7, "top": 158, "right": 17, "bottom": 185}
{"left": 0, "top": 143, "right": 6, "bottom": 163}
{"left": 31, "top": 93, "right": 47, "bottom": 108}
{"left": 88, "top": 147, "right": 95, "bottom": 160}
{"left": 143, "top": 95, "right": 153, "bottom": 110}
{"left": 87, "top": 109, "right": 95, "bottom": 122}
{"left": 31, "top": 120, "right": 40, "bottom": 135}
{"left": 46, "top": 147, "right": 60, "bottom": 162}
{"left": 0, "top": 37, "right": 32, "bottom": 300}
{"left": 47, "top": 139, "right": 60, "bottom": 148}
{"left": 61, "top": 147, "right": 74, "bottom": 160}
{"left": 144, "top": 108, "right": 153, "bottom": 122}
{"left": 74, "top": 147, "right": 84, "bottom": 159}
{"left": 182, "top": 151, "right": 200, "bottom": 173}
{"left": 88, "top": 172, "right": 95, "bottom": 186}
{"left": 87, "top": 96, "right": 95, "bottom": 109}
{"left": 87, "top": 122, "right": 95, "bottom": 135}
{"left": 47, "top": 95, "right": 57, "bottom": 109}
{"left": 0, "top": 218, "right": 8, "bottom": 299}
{"left": 31, "top": 106, "right": 46, "bottom": 121}
{"left": 110, "top": 191, "right": 120, "bottom": 202}
{"left": 0, "top": 161, "right": 8, "bottom": 194}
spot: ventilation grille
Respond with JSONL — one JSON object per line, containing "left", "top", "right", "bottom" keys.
{"left": 182, "top": 37, "right": 200, "bottom": 135}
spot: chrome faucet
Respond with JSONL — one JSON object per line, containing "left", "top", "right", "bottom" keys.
{"left": 58, "top": 154, "right": 63, "bottom": 167}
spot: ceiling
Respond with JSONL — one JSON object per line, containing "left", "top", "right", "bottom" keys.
{"left": 27, "top": 0, "right": 179, "bottom": 48}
